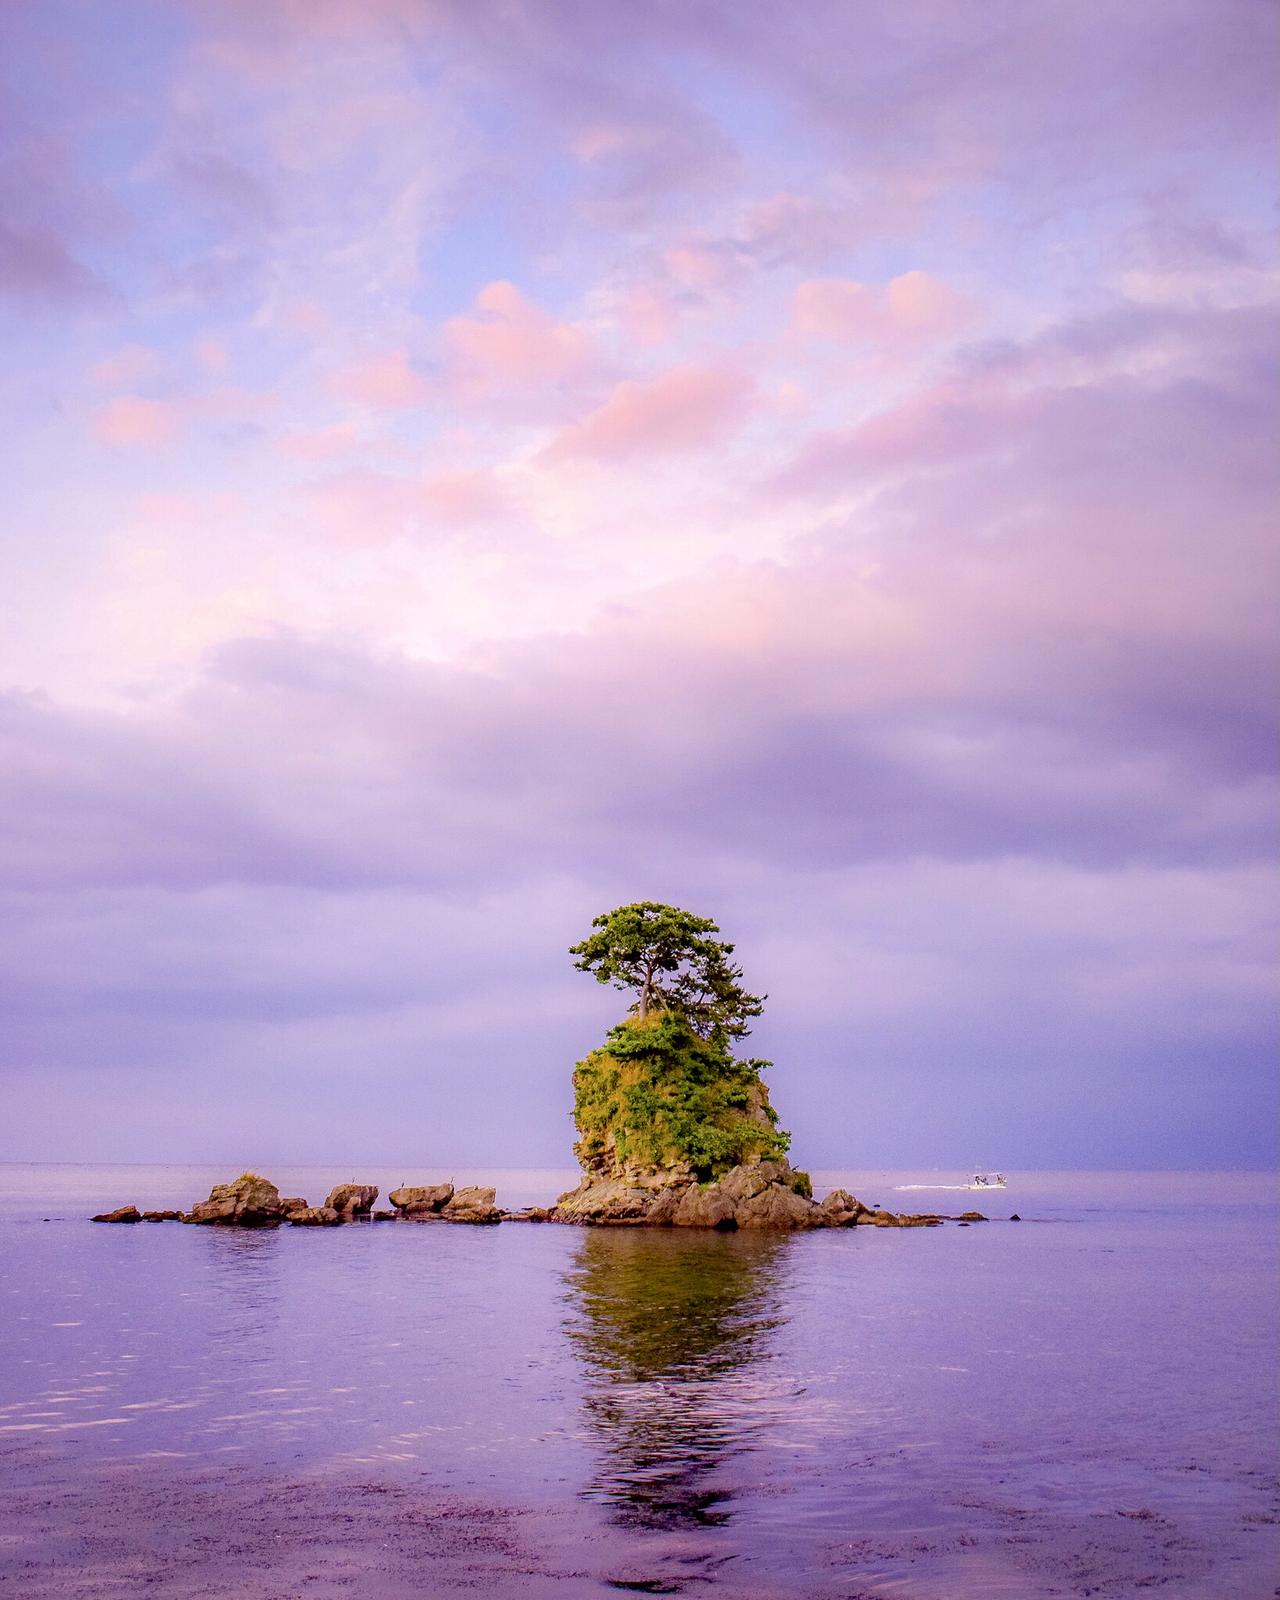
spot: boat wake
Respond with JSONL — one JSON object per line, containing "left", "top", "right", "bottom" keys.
{"left": 893, "top": 1177, "right": 1008, "bottom": 1192}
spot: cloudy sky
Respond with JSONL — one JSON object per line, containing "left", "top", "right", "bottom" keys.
{"left": 1, "top": 0, "right": 1276, "bottom": 1169}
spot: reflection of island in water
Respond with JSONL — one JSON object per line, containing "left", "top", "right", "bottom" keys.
{"left": 563, "top": 1229, "right": 790, "bottom": 1529}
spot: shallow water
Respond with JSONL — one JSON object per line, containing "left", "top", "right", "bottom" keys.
{"left": 0, "top": 1166, "right": 1276, "bottom": 1597}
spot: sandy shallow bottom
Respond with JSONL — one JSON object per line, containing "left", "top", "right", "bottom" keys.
{"left": 2, "top": 1457, "right": 1276, "bottom": 1599}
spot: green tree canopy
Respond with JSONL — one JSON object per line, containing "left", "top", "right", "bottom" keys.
{"left": 570, "top": 901, "right": 764, "bottom": 1042}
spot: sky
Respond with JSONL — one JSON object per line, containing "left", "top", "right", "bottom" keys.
{"left": 1, "top": 0, "right": 1276, "bottom": 1170}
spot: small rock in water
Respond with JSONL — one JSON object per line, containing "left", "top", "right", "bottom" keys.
{"left": 324, "top": 1183, "right": 379, "bottom": 1218}
{"left": 389, "top": 1183, "right": 454, "bottom": 1216}
{"left": 1010, "top": 1212, "right": 1022, "bottom": 1221}
{"left": 186, "top": 1172, "right": 288, "bottom": 1227}
{"left": 817, "top": 1188, "right": 869, "bottom": 1227}
{"left": 442, "top": 1186, "right": 501, "bottom": 1224}
{"left": 91, "top": 1205, "right": 141, "bottom": 1223}
{"left": 288, "top": 1206, "right": 341, "bottom": 1226}
{"left": 142, "top": 1210, "right": 184, "bottom": 1222}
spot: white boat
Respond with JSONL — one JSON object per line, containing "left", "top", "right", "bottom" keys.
{"left": 893, "top": 1172, "right": 1007, "bottom": 1191}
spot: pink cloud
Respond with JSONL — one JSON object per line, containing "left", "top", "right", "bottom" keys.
{"left": 544, "top": 363, "right": 754, "bottom": 462}
{"left": 92, "top": 397, "right": 184, "bottom": 448}
{"left": 194, "top": 337, "right": 230, "bottom": 375}
{"left": 885, "top": 270, "right": 970, "bottom": 333}
{"left": 276, "top": 300, "right": 329, "bottom": 334}
{"left": 737, "top": 193, "right": 854, "bottom": 264}
{"left": 662, "top": 242, "right": 727, "bottom": 290}
{"left": 328, "top": 350, "right": 429, "bottom": 410}
{"left": 771, "top": 381, "right": 1031, "bottom": 496}
{"left": 793, "top": 279, "right": 877, "bottom": 340}
{"left": 793, "top": 271, "right": 971, "bottom": 344}
{"left": 304, "top": 470, "right": 423, "bottom": 547}
{"left": 616, "top": 282, "right": 675, "bottom": 346}
{"left": 88, "top": 346, "right": 163, "bottom": 388}
{"left": 444, "top": 281, "right": 594, "bottom": 402}
{"left": 303, "top": 465, "right": 512, "bottom": 545}
{"left": 419, "top": 469, "right": 510, "bottom": 525}
{"left": 570, "top": 122, "right": 643, "bottom": 162}
{"left": 132, "top": 490, "right": 245, "bottom": 526}
{"left": 275, "top": 423, "right": 361, "bottom": 462}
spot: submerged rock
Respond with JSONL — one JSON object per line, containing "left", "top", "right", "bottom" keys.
{"left": 324, "top": 1183, "right": 378, "bottom": 1218}
{"left": 92, "top": 1205, "right": 141, "bottom": 1223}
{"left": 186, "top": 1172, "right": 287, "bottom": 1227}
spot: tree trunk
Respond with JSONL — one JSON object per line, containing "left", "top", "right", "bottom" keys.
{"left": 638, "top": 961, "right": 654, "bottom": 1018}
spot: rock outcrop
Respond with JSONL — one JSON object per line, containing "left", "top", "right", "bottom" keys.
{"left": 442, "top": 1185, "right": 501, "bottom": 1224}
{"left": 555, "top": 1006, "right": 834, "bottom": 1229}
{"left": 554, "top": 1159, "right": 834, "bottom": 1230}
{"left": 324, "top": 1183, "right": 378, "bottom": 1218}
{"left": 186, "top": 1172, "right": 288, "bottom": 1227}
{"left": 389, "top": 1183, "right": 454, "bottom": 1217}
{"left": 85, "top": 1169, "right": 968, "bottom": 1234}
{"left": 818, "top": 1189, "right": 869, "bottom": 1226}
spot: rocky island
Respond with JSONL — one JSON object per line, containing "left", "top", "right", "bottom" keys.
{"left": 549, "top": 902, "right": 961, "bottom": 1229}
{"left": 91, "top": 903, "right": 988, "bottom": 1231}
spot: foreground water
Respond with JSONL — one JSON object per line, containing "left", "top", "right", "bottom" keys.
{"left": 0, "top": 1166, "right": 1275, "bottom": 1598}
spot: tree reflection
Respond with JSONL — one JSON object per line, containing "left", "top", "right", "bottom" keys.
{"left": 563, "top": 1228, "right": 789, "bottom": 1529}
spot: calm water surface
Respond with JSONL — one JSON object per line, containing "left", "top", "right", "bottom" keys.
{"left": 0, "top": 1166, "right": 1275, "bottom": 1598}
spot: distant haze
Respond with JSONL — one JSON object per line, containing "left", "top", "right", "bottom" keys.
{"left": 0, "top": 2, "right": 1276, "bottom": 1170}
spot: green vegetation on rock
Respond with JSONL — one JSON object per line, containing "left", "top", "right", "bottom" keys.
{"left": 570, "top": 904, "right": 789, "bottom": 1182}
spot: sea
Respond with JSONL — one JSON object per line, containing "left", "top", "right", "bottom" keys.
{"left": 0, "top": 1165, "right": 1275, "bottom": 1599}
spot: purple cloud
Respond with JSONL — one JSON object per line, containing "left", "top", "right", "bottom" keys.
{"left": 0, "top": 0, "right": 1275, "bottom": 1168}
